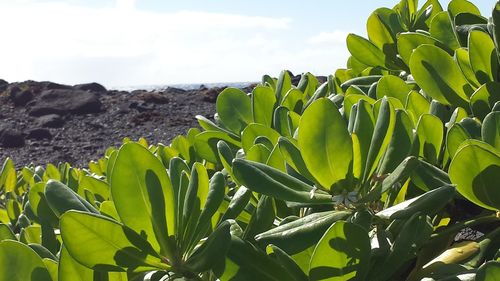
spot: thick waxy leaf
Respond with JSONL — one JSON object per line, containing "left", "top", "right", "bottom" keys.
{"left": 298, "top": 98, "right": 353, "bottom": 190}
{"left": 252, "top": 86, "right": 277, "bottom": 127}
{"left": 352, "top": 99, "right": 375, "bottom": 179}
{"left": 266, "top": 245, "right": 308, "bottom": 281}
{"left": 377, "top": 109, "right": 414, "bottom": 174}
{"left": 309, "top": 221, "right": 370, "bottom": 281}
{"left": 0, "top": 240, "right": 52, "bottom": 281}
{"left": 449, "top": 141, "right": 500, "bottom": 210}
{"left": 255, "top": 211, "right": 351, "bottom": 255}
{"left": 216, "top": 88, "right": 253, "bottom": 134}
{"left": 363, "top": 98, "right": 396, "bottom": 183}
{"left": 416, "top": 114, "right": 444, "bottom": 165}
{"left": 58, "top": 245, "right": 94, "bottom": 281}
{"left": 194, "top": 131, "right": 241, "bottom": 164}
{"left": 111, "top": 143, "right": 175, "bottom": 258}
{"left": 409, "top": 44, "right": 472, "bottom": 108}
{"left": 181, "top": 163, "right": 209, "bottom": 253}
{"left": 446, "top": 123, "right": 472, "bottom": 158}
{"left": 275, "top": 70, "right": 292, "bottom": 103}
{"left": 241, "top": 124, "right": 280, "bottom": 153}
{"left": 448, "top": 0, "right": 481, "bottom": 18}
{"left": 429, "top": 11, "right": 460, "bottom": 50}
{"left": 376, "top": 75, "right": 411, "bottom": 104}
{"left": 470, "top": 82, "right": 500, "bottom": 120}
{"left": 44, "top": 180, "right": 99, "bottom": 217}
{"left": 232, "top": 159, "right": 332, "bottom": 203}
{"left": 244, "top": 195, "right": 275, "bottom": 239}
{"left": 376, "top": 185, "right": 455, "bottom": 219}
{"left": 482, "top": 112, "right": 500, "bottom": 150}
{"left": 60, "top": 211, "right": 166, "bottom": 272}
{"left": 346, "top": 34, "right": 387, "bottom": 69}
{"left": 469, "top": 30, "right": 498, "bottom": 84}
{"left": 476, "top": 261, "right": 500, "bottom": 281}
{"left": 0, "top": 158, "right": 14, "bottom": 192}
{"left": 217, "top": 235, "right": 297, "bottom": 281}
{"left": 185, "top": 221, "right": 231, "bottom": 272}
{"left": 397, "top": 32, "right": 448, "bottom": 66}
{"left": 28, "top": 182, "right": 58, "bottom": 227}
{"left": 367, "top": 8, "right": 403, "bottom": 54}
{"left": 278, "top": 137, "right": 316, "bottom": 183}
{"left": 340, "top": 75, "right": 381, "bottom": 93}
{"left": 0, "top": 224, "right": 15, "bottom": 241}
{"left": 405, "top": 90, "right": 430, "bottom": 124}
{"left": 455, "top": 48, "right": 481, "bottom": 88}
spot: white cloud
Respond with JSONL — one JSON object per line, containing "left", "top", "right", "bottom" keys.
{"left": 308, "top": 31, "right": 350, "bottom": 45}
{"left": 0, "top": 1, "right": 350, "bottom": 87}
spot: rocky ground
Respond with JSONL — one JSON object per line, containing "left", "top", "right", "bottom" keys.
{"left": 0, "top": 79, "right": 254, "bottom": 168}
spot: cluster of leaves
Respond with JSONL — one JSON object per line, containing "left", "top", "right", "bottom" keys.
{"left": 1, "top": 0, "right": 500, "bottom": 280}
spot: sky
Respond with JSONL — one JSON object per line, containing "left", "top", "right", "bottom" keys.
{"left": 0, "top": 0, "right": 493, "bottom": 88}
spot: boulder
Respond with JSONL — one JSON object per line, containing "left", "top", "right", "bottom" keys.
{"left": 27, "top": 128, "right": 52, "bottom": 140}
{"left": 74, "top": 82, "right": 107, "bottom": 93}
{"left": 36, "top": 114, "right": 65, "bottom": 128}
{"left": 0, "top": 126, "right": 24, "bottom": 148}
{"left": 29, "top": 89, "right": 102, "bottom": 116}
{"left": 0, "top": 79, "right": 8, "bottom": 92}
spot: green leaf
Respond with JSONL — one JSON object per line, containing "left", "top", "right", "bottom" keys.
{"left": 449, "top": 141, "right": 500, "bottom": 210}
{"left": 0, "top": 158, "right": 14, "bottom": 192}
{"left": 376, "top": 185, "right": 456, "bottom": 220}
{"left": 194, "top": 131, "right": 241, "bottom": 164}
{"left": 397, "top": 32, "right": 449, "bottom": 66}
{"left": 276, "top": 70, "right": 292, "bottom": 103}
{"left": 416, "top": 114, "right": 444, "bottom": 165}
{"left": 181, "top": 163, "right": 209, "bottom": 253}
{"left": 405, "top": 90, "right": 431, "bottom": 124}
{"left": 429, "top": 11, "right": 460, "bottom": 50}
{"left": 482, "top": 112, "right": 500, "bottom": 150}
{"left": 232, "top": 158, "right": 332, "bottom": 203}
{"left": 351, "top": 100, "right": 375, "bottom": 180}
{"left": 367, "top": 8, "right": 403, "bottom": 51}
{"left": 476, "top": 261, "right": 500, "bottom": 281}
{"left": 446, "top": 123, "right": 472, "bottom": 158}
{"left": 448, "top": 0, "right": 481, "bottom": 18}
{"left": 60, "top": 211, "right": 166, "bottom": 272}
{"left": 0, "top": 224, "right": 15, "bottom": 241}
{"left": 363, "top": 97, "right": 396, "bottom": 183}
{"left": 377, "top": 109, "right": 414, "bottom": 174}
{"left": 255, "top": 211, "right": 351, "bottom": 255}
{"left": 376, "top": 75, "right": 411, "bottom": 104}
{"left": 28, "top": 182, "right": 59, "bottom": 227}
{"left": 455, "top": 47, "right": 481, "bottom": 88}
{"left": 216, "top": 88, "right": 253, "bottom": 134}
{"left": 252, "top": 86, "right": 277, "bottom": 127}
{"left": 218, "top": 235, "right": 297, "bottom": 281}
{"left": 346, "top": 34, "right": 388, "bottom": 69}
{"left": 111, "top": 143, "right": 175, "bottom": 258}
{"left": 470, "top": 82, "right": 500, "bottom": 120}
{"left": 59, "top": 245, "right": 93, "bottom": 281}
{"left": 309, "top": 221, "right": 370, "bottom": 281}
{"left": 298, "top": 98, "right": 353, "bottom": 190}
{"left": 278, "top": 137, "right": 316, "bottom": 183}
{"left": 469, "top": 30, "right": 498, "bottom": 84}
{"left": 44, "top": 180, "right": 99, "bottom": 217}
{"left": 281, "top": 89, "right": 304, "bottom": 113}
{"left": 409, "top": 44, "right": 472, "bottom": 108}
{"left": 266, "top": 245, "right": 308, "bottom": 281}
{"left": 0, "top": 240, "right": 52, "bottom": 281}
{"left": 241, "top": 123, "right": 280, "bottom": 153}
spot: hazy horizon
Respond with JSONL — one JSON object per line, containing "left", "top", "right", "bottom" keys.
{"left": 0, "top": 0, "right": 492, "bottom": 88}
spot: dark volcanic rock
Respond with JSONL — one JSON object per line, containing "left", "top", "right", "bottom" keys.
{"left": 0, "top": 126, "right": 24, "bottom": 148}
{"left": 137, "top": 92, "right": 169, "bottom": 104}
{"left": 29, "top": 89, "right": 102, "bottom": 116}
{"left": 11, "top": 89, "right": 34, "bottom": 106}
{"left": 36, "top": 114, "right": 65, "bottom": 128}
{"left": 74, "top": 82, "right": 107, "bottom": 93}
{"left": 0, "top": 79, "right": 8, "bottom": 92}
{"left": 200, "top": 88, "right": 223, "bottom": 103}
{"left": 40, "top": 81, "right": 73, "bottom": 90}
{"left": 164, "top": 87, "right": 186, "bottom": 94}
{"left": 27, "top": 128, "right": 52, "bottom": 140}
